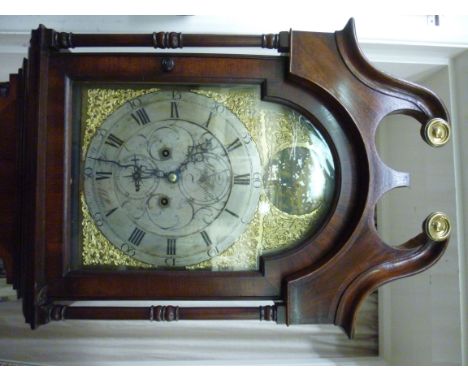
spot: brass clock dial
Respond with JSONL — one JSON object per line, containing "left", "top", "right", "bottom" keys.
{"left": 83, "top": 90, "right": 262, "bottom": 267}
{"left": 78, "top": 85, "right": 338, "bottom": 271}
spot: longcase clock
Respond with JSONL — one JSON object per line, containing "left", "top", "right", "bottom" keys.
{"left": 0, "top": 19, "right": 452, "bottom": 337}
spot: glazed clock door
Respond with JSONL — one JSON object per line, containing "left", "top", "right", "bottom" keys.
{"left": 73, "top": 84, "right": 336, "bottom": 272}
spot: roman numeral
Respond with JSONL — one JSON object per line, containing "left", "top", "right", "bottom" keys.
{"left": 128, "top": 227, "right": 145, "bottom": 246}
{"left": 200, "top": 230, "right": 212, "bottom": 246}
{"left": 233, "top": 174, "right": 250, "bottom": 185}
{"left": 226, "top": 138, "right": 242, "bottom": 152}
{"left": 204, "top": 111, "right": 213, "bottom": 128}
{"left": 224, "top": 209, "right": 239, "bottom": 218}
{"left": 105, "top": 134, "right": 124, "bottom": 148}
{"left": 167, "top": 239, "right": 176, "bottom": 255}
{"left": 105, "top": 207, "right": 119, "bottom": 217}
{"left": 95, "top": 171, "right": 112, "bottom": 180}
{"left": 131, "top": 108, "right": 150, "bottom": 125}
{"left": 171, "top": 102, "right": 179, "bottom": 118}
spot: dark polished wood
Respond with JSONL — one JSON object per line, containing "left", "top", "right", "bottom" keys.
{"left": 51, "top": 29, "right": 290, "bottom": 52}
{"left": 46, "top": 304, "right": 279, "bottom": 322}
{"left": 0, "top": 75, "right": 19, "bottom": 286}
{"left": 284, "top": 19, "right": 450, "bottom": 336}
{"left": 0, "top": 19, "right": 450, "bottom": 337}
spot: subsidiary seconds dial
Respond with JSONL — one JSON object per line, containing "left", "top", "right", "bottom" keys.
{"left": 83, "top": 90, "right": 262, "bottom": 267}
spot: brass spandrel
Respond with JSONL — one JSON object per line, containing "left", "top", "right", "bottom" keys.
{"left": 81, "top": 88, "right": 160, "bottom": 159}
{"left": 80, "top": 87, "right": 160, "bottom": 269}
{"left": 81, "top": 194, "right": 152, "bottom": 268}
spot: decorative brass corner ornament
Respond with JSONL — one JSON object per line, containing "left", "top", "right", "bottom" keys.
{"left": 424, "top": 212, "right": 451, "bottom": 242}
{"left": 423, "top": 118, "right": 451, "bottom": 147}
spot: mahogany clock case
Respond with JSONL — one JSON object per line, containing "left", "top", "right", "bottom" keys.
{"left": 27, "top": 42, "right": 364, "bottom": 298}
{"left": 0, "top": 20, "right": 450, "bottom": 335}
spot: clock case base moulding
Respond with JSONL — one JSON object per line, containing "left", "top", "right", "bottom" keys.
{"left": 0, "top": 19, "right": 450, "bottom": 338}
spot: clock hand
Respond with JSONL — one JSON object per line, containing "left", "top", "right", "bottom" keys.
{"left": 140, "top": 168, "right": 168, "bottom": 179}
{"left": 172, "top": 138, "right": 214, "bottom": 175}
{"left": 123, "top": 174, "right": 154, "bottom": 180}
{"left": 139, "top": 153, "right": 192, "bottom": 179}
{"left": 88, "top": 157, "right": 136, "bottom": 169}
{"left": 128, "top": 155, "right": 140, "bottom": 192}
{"left": 90, "top": 156, "right": 162, "bottom": 191}
{"left": 129, "top": 156, "right": 167, "bottom": 192}
{"left": 90, "top": 156, "right": 162, "bottom": 176}
{"left": 138, "top": 139, "right": 217, "bottom": 181}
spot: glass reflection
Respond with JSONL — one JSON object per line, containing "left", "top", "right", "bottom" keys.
{"left": 264, "top": 142, "right": 334, "bottom": 216}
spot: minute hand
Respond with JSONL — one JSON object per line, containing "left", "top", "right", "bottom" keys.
{"left": 91, "top": 157, "right": 169, "bottom": 180}
{"left": 174, "top": 140, "right": 215, "bottom": 174}
{"left": 88, "top": 157, "right": 136, "bottom": 168}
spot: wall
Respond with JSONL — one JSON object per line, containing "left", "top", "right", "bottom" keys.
{"left": 450, "top": 49, "right": 468, "bottom": 365}
{"left": 376, "top": 67, "right": 463, "bottom": 365}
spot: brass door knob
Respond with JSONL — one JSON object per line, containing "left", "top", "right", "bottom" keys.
{"left": 424, "top": 212, "right": 451, "bottom": 241}
{"left": 423, "top": 118, "right": 450, "bottom": 147}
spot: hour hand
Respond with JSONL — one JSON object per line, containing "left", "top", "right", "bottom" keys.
{"left": 175, "top": 140, "right": 211, "bottom": 173}
{"left": 141, "top": 168, "right": 167, "bottom": 179}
